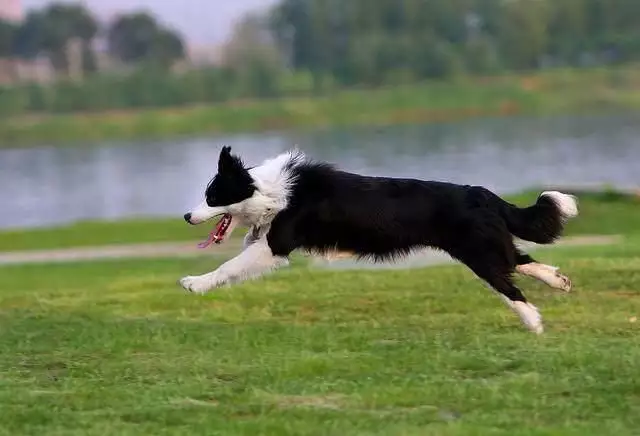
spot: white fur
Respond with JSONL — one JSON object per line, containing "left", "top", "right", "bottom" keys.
{"left": 188, "top": 201, "right": 227, "bottom": 224}
{"left": 516, "top": 262, "right": 572, "bottom": 292}
{"left": 540, "top": 191, "right": 579, "bottom": 220}
{"left": 499, "top": 295, "right": 544, "bottom": 334}
{"left": 243, "top": 226, "right": 264, "bottom": 249}
{"left": 179, "top": 238, "right": 288, "bottom": 294}
{"left": 249, "top": 150, "right": 303, "bottom": 198}
{"left": 234, "top": 150, "right": 302, "bottom": 227}
{"left": 186, "top": 150, "right": 301, "bottom": 229}
{"left": 181, "top": 152, "right": 301, "bottom": 294}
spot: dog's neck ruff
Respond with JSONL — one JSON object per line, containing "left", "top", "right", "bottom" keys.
{"left": 249, "top": 150, "right": 304, "bottom": 197}
{"left": 238, "top": 150, "right": 304, "bottom": 226}
{"left": 197, "top": 149, "right": 304, "bottom": 249}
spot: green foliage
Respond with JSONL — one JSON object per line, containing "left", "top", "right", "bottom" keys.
{"left": 107, "top": 12, "right": 185, "bottom": 68}
{"left": 270, "top": 0, "right": 640, "bottom": 84}
{"left": 2, "top": 0, "right": 640, "bottom": 126}
{"left": 0, "top": 68, "right": 246, "bottom": 116}
{"left": 223, "top": 14, "right": 285, "bottom": 98}
{"left": 3, "top": 65, "right": 640, "bottom": 145}
{"left": 0, "top": 86, "right": 29, "bottom": 117}
{"left": 0, "top": 19, "right": 16, "bottom": 57}
{"left": 463, "top": 38, "right": 502, "bottom": 74}
{"left": 4, "top": 3, "right": 185, "bottom": 76}
{"left": 12, "top": 3, "right": 97, "bottom": 74}
{"left": 11, "top": 10, "right": 47, "bottom": 59}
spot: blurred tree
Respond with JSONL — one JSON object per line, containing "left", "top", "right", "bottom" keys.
{"left": 41, "top": 3, "right": 95, "bottom": 73}
{"left": 12, "top": 3, "right": 97, "bottom": 75}
{"left": 149, "top": 29, "right": 184, "bottom": 67}
{"left": 5, "top": 0, "right": 640, "bottom": 114}
{"left": 463, "top": 37, "right": 501, "bottom": 74}
{"left": 497, "top": 0, "right": 551, "bottom": 70}
{"left": 12, "top": 11, "right": 47, "bottom": 59}
{"left": 0, "top": 20, "right": 17, "bottom": 57}
{"left": 107, "top": 12, "right": 185, "bottom": 68}
{"left": 545, "top": 0, "right": 586, "bottom": 65}
{"left": 584, "top": 0, "right": 640, "bottom": 63}
{"left": 342, "top": 34, "right": 384, "bottom": 85}
{"left": 223, "top": 13, "right": 283, "bottom": 97}
{"left": 270, "top": 0, "right": 313, "bottom": 70}
{"left": 412, "top": 35, "right": 463, "bottom": 79}
{"left": 267, "top": 0, "right": 640, "bottom": 83}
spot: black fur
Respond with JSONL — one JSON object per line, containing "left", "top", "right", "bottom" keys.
{"left": 205, "top": 146, "right": 255, "bottom": 207}
{"left": 265, "top": 160, "right": 571, "bottom": 306}
{"left": 197, "top": 147, "right": 573, "bottom": 310}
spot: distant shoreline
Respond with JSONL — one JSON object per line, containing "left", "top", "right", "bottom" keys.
{"left": 2, "top": 66, "right": 639, "bottom": 147}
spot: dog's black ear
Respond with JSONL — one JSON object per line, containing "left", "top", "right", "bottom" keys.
{"left": 218, "top": 146, "right": 234, "bottom": 173}
{"left": 218, "top": 146, "right": 247, "bottom": 175}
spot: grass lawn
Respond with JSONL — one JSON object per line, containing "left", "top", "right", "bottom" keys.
{"left": 0, "top": 189, "right": 638, "bottom": 434}
{"left": 1, "top": 238, "right": 639, "bottom": 435}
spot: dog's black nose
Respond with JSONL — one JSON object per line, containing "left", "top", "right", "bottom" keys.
{"left": 183, "top": 213, "right": 192, "bottom": 223}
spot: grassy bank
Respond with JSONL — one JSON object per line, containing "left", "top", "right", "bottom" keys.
{"left": 1, "top": 229, "right": 639, "bottom": 434}
{"left": 2, "top": 66, "right": 640, "bottom": 146}
{"left": 0, "top": 191, "right": 637, "bottom": 253}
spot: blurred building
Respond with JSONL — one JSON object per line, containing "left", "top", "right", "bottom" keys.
{"left": 187, "top": 44, "right": 225, "bottom": 67}
{"left": 0, "top": 0, "right": 56, "bottom": 85}
{"left": 0, "top": 0, "right": 23, "bottom": 22}
{"left": 0, "top": 0, "right": 22, "bottom": 84}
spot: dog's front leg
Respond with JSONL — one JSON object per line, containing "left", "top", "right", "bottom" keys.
{"left": 179, "top": 238, "right": 288, "bottom": 294}
{"left": 242, "top": 225, "right": 263, "bottom": 249}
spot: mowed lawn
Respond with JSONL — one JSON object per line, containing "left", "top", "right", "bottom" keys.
{"left": 1, "top": 242, "right": 640, "bottom": 435}
{"left": 0, "top": 192, "right": 639, "bottom": 435}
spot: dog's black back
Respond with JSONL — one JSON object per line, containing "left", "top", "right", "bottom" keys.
{"left": 267, "top": 162, "right": 565, "bottom": 263}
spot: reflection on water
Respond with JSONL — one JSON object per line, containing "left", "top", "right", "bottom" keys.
{"left": 0, "top": 113, "right": 638, "bottom": 229}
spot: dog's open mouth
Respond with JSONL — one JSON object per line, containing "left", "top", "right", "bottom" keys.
{"left": 197, "top": 214, "right": 233, "bottom": 248}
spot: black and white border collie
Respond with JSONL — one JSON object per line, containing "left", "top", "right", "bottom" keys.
{"left": 181, "top": 146, "right": 578, "bottom": 334}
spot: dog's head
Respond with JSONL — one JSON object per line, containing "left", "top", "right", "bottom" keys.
{"left": 183, "top": 146, "right": 256, "bottom": 247}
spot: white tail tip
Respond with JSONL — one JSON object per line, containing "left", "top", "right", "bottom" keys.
{"left": 541, "top": 191, "right": 579, "bottom": 219}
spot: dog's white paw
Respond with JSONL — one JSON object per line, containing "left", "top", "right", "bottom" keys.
{"left": 555, "top": 272, "right": 572, "bottom": 293}
{"left": 179, "top": 274, "right": 216, "bottom": 294}
{"left": 500, "top": 295, "right": 544, "bottom": 334}
{"left": 516, "top": 263, "right": 573, "bottom": 293}
{"left": 513, "top": 301, "right": 544, "bottom": 334}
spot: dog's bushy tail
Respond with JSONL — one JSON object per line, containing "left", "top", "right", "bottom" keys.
{"left": 499, "top": 191, "right": 579, "bottom": 244}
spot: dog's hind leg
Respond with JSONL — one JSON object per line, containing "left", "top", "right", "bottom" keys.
{"left": 448, "top": 216, "right": 543, "bottom": 334}
{"left": 515, "top": 251, "right": 572, "bottom": 292}
{"left": 179, "top": 237, "right": 289, "bottom": 294}
{"left": 467, "top": 259, "right": 544, "bottom": 334}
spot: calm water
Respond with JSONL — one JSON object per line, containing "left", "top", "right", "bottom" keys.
{"left": 1, "top": 113, "right": 638, "bottom": 229}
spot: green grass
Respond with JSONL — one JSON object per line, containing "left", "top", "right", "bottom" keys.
{"left": 0, "top": 218, "right": 209, "bottom": 252}
{"left": 0, "top": 217, "right": 251, "bottom": 253}
{"left": 508, "top": 190, "right": 640, "bottom": 237}
{"left": 0, "top": 191, "right": 637, "bottom": 253}
{"left": 1, "top": 236, "right": 640, "bottom": 435}
{"left": 2, "top": 66, "right": 640, "bottom": 146}
{"left": 0, "top": 188, "right": 638, "bottom": 434}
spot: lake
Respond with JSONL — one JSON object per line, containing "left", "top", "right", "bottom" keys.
{"left": 1, "top": 113, "right": 638, "bottom": 229}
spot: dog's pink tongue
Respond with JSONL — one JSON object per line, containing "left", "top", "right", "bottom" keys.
{"left": 197, "top": 214, "right": 232, "bottom": 249}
